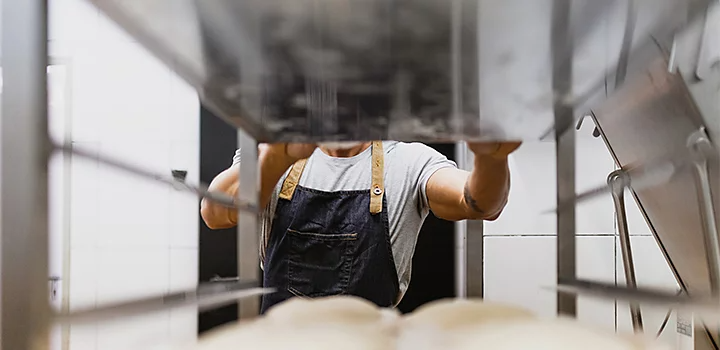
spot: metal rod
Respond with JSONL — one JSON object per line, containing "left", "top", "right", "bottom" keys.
{"left": 54, "top": 281, "right": 272, "bottom": 326}
{"left": 237, "top": 129, "right": 261, "bottom": 319}
{"left": 546, "top": 148, "right": 711, "bottom": 214}
{"left": 551, "top": 0, "right": 577, "bottom": 317}
{"left": 454, "top": 223, "right": 467, "bottom": 299}
{"left": 607, "top": 170, "right": 644, "bottom": 332}
{"left": 57, "top": 142, "right": 258, "bottom": 213}
{"left": 613, "top": 0, "right": 637, "bottom": 88}
{"left": 1, "top": 0, "right": 51, "bottom": 349}
{"left": 454, "top": 142, "right": 468, "bottom": 298}
{"left": 687, "top": 129, "right": 720, "bottom": 298}
{"left": 555, "top": 119, "right": 577, "bottom": 317}
{"left": 552, "top": 279, "right": 712, "bottom": 309}
{"left": 449, "top": 0, "right": 463, "bottom": 135}
{"left": 466, "top": 220, "right": 484, "bottom": 298}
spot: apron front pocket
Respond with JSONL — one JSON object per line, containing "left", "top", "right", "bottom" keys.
{"left": 286, "top": 229, "right": 357, "bottom": 297}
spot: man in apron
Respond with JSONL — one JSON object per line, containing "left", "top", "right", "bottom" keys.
{"left": 201, "top": 141, "right": 519, "bottom": 312}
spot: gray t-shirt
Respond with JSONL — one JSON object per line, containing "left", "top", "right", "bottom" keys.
{"left": 232, "top": 141, "right": 456, "bottom": 301}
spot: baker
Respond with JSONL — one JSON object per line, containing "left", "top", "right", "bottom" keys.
{"left": 201, "top": 141, "right": 520, "bottom": 313}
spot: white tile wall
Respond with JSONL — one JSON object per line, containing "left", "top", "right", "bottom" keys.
{"left": 625, "top": 190, "right": 654, "bottom": 235}
{"left": 50, "top": 0, "right": 200, "bottom": 348}
{"left": 484, "top": 125, "right": 617, "bottom": 235}
{"left": 483, "top": 236, "right": 616, "bottom": 329}
{"left": 69, "top": 143, "right": 101, "bottom": 249}
{"left": 482, "top": 125, "right": 683, "bottom": 347}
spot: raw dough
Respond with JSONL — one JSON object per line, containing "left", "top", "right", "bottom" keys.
{"left": 451, "top": 318, "right": 666, "bottom": 350}
{"left": 265, "top": 295, "right": 399, "bottom": 326}
{"left": 621, "top": 332, "right": 674, "bottom": 350}
{"left": 195, "top": 318, "right": 395, "bottom": 350}
{"left": 403, "top": 298, "right": 535, "bottom": 330}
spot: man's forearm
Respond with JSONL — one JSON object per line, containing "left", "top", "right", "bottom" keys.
{"left": 258, "top": 145, "right": 296, "bottom": 209}
{"left": 462, "top": 155, "right": 510, "bottom": 220}
{"left": 201, "top": 145, "right": 295, "bottom": 228}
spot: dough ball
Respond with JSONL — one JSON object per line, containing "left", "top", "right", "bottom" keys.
{"left": 195, "top": 318, "right": 394, "bottom": 350}
{"left": 265, "top": 295, "right": 397, "bottom": 326}
{"left": 403, "top": 298, "right": 535, "bottom": 330}
{"left": 451, "top": 318, "right": 651, "bottom": 350}
{"left": 620, "top": 332, "right": 675, "bottom": 350}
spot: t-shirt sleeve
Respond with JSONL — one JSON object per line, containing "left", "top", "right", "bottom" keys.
{"left": 412, "top": 144, "right": 458, "bottom": 215}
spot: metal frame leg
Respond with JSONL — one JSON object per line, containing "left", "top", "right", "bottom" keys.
{"left": 454, "top": 142, "right": 484, "bottom": 299}
{"left": 551, "top": 0, "right": 577, "bottom": 317}
{"left": 1, "top": 0, "right": 52, "bottom": 348}
{"left": 465, "top": 220, "right": 484, "bottom": 298}
{"left": 237, "top": 130, "right": 260, "bottom": 319}
{"left": 608, "top": 170, "right": 644, "bottom": 332}
{"left": 556, "top": 121, "right": 577, "bottom": 316}
{"left": 454, "top": 144, "right": 468, "bottom": 298}
{"left": 687, "top": 128, "right": 720, "bottom": 298}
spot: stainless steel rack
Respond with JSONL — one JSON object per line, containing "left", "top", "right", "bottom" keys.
{"left": 1, "top": 0, "right": 719, "bottom": 349}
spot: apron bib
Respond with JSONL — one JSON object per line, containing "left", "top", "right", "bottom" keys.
{"left": 260, "top": 141, "right": 400, "bottom": 313}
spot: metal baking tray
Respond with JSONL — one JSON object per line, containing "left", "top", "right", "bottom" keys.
{"left": 87, "top": 0, "right": 710, "bottom": 142}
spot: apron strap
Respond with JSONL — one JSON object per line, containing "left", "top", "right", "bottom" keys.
{"left": 277, "top": 142, "right": 385, "bottom": 214}
{"left": 369, "top": 141, "right": 385, "bottom": 215}
{"left": 278, "top": 158, "right": 308, "bottom": 200}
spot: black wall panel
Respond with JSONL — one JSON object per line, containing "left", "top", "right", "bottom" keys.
{"left": 396, "top": 143, "right": 456, "bottom": 313}
{"left": 198, "top": 106, "right": 238, "bottom": 333}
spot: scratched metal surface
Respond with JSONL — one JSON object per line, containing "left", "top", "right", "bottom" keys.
{"left": 590, "top": 5, "right": 720, "bottom": 346}
{"left": 87, "top": 0, "right": 708, "bottom": 142}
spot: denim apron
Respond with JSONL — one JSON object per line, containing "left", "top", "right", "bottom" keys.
{"left": 260, "top": 141, "right": 400, "bottom": 313}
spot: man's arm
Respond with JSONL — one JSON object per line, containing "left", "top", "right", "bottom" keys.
{"left": 426, "top": 142, "right": 521, "bottom": 221}
{"left": 200, "top": 143, "right": 316, "bottom": 229}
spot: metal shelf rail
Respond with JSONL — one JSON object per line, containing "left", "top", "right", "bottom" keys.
{"left": 1, "top": 0, "right": 719, "bottom": 349}
{"left": 1, "top": 2, "right": 266, "bottom": 349}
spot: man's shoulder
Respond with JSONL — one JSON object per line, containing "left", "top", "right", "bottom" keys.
{"left": 384, "top": 141, "right": 443, "bottom": 159}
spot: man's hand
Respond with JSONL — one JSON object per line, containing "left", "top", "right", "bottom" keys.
{"left": 425, "top": 141, "right": 521, "bottom": 222}
{"left": 201, "top": 143, "right": 317, "bottom": 230}
{"left": 467, "top": 142, "right": 522, "bottom": 159}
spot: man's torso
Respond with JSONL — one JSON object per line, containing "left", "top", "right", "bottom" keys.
{"left": 238, "top": 141, "right": 456, "bottom": 299}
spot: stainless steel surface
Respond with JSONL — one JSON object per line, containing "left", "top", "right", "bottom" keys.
{"left": 695, "top": 2, "right": 720, "bottom": 80}
{"left": 608, "top": 170, "right": 644, "bottom": 332}
{"left": 60, "top": 142, "right": 257, "bottom": 212}
{"left": 454, "top": 142, "right": 468, "bottom": 298}
{"left": 465, "top": 220, "right": 484, "bottom": 298}
{"left": 592, "top": 60, "right": 715, "bottom": 297}
{"left": 555, "top": 115, "right": 577, "bottom": 318}
{"left": 549, "top": 147, "right": 705, "bottom": 213}
{"left": 54, "top": 282, "right": 272, "bottom": 326}
{"left": 1, "top": 0, "right": 51, "bottom": 349}
{"left": 553, "top": 0, "right": 577, "bottom": 317}
{"left": 1, "top": 0, "right": 717, "bottom": 343}
{"left": 454, "top": 143, "right": 484, "bottom": 298}
{"left": 237, "top": 130, "right": 261, "bottom": 319}
{"left": 590, "top": 6, "right": 720, "bottom": 345}
{"left": 463, "top": 149, "right": 484, "bottom": 298}
{"left": 85, "top": 0, "right": 711, "bottom": 143}
{"left": 688, "top": 129, "right": 720, "bottom": 301}
{"left": 454, "top": 225, "right": 467, "bottom": 298}
{"left": 553, "top": 279, "right": 720, "bottom": 317}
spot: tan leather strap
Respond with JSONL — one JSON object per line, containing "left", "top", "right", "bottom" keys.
{"left": 369, "top": 141, "right": 384, "bottom": 215}
{"left": 278, "top": 158, "right": 308, "bottom": 200}
{"left": 277, "top": 142, "right": 385, "bottom": 215}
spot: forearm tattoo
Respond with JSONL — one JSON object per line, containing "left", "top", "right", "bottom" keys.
{"left": 463, "top": 181, "right": 484, "bottom": 215}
